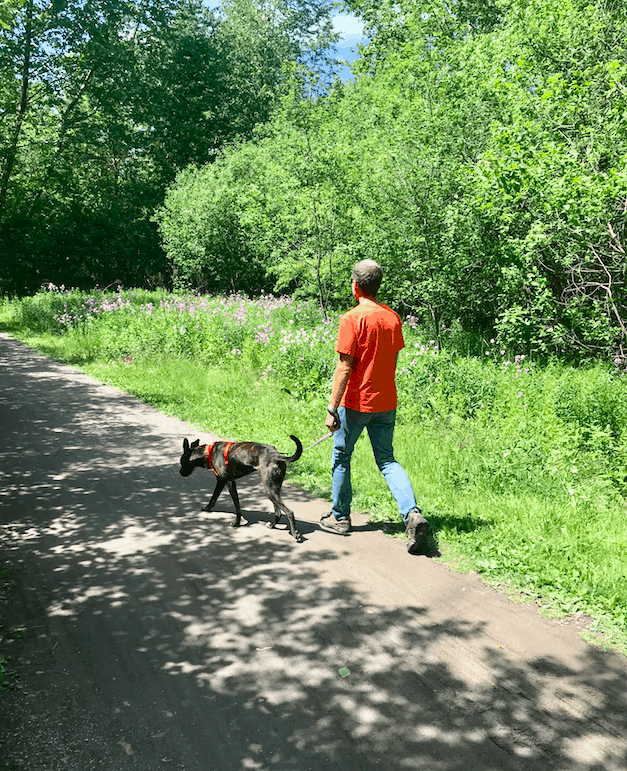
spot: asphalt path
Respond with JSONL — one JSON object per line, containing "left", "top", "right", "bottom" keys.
{"left": 1, "top": 332, "right": 627, "bottom": 771}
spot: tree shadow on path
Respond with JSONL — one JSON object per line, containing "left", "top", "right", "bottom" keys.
{"left": 1, "top": 334, "right": 627, "bottom": 771}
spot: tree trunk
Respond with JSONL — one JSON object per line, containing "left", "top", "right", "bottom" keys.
{"left": 27, "top": 68, "right": 94, "bottom": 216}
{"left": 0, "top": 0, "right": 32, "bottom": 209}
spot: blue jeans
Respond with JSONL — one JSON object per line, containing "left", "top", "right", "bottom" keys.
{"left": 331, "top": 407, "right": 418, "bottom": 524}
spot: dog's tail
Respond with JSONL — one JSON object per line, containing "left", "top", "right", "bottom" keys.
{"left": 282, "top": 435, "right": 303, "bottom": 463}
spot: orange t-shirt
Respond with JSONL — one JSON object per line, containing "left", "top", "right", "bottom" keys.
{"left": 336, "top": 301, "right": 404, "bottom": 413}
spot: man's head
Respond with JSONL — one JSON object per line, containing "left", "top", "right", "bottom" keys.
{"left": 351, "top": 259, "right": 383, "bottom": 298}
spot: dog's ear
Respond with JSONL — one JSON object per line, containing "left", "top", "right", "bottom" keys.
{"left": 183, "top": 438, "right": 189, "bottom": 453}
{"left": 191, "top": 439, "right": 200, "bottom": 449}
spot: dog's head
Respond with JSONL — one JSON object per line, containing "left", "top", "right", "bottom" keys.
{"left": 180, "top": 438, "right": 201, "bottom": 477}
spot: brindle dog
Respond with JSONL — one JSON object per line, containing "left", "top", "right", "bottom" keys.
{"left": 180, "top": 435, "right": 304, "bottom": 542}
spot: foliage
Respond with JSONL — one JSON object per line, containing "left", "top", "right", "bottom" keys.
{"left": 159, "top": 0, "right": 627, "bottom": 360}
{"left": 8, "top": 286, "right": 627, "bottom": 518}
{"left": 5, "top": 0, "right": 627, "bottom": 360}
{"left": 157, "top": 90, "right": 361, "bottom": 311}
{"left": 0, "top": 0, "right": 339, "bottom": 296}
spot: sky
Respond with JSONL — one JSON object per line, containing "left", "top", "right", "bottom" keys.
{"left": 202, "top": 2, "right": 365, "bottom": 79}
{"left": 203, "top": 1, "right": 365, "bottom": 42}
{"left": 332, "top": 12, "right": 364, "bottom": 39}
{"left": 332, "top": 12, "right": 365, "bottom": 80}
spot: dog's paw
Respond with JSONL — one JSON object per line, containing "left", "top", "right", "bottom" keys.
{"left": 294, "top": 533, "right": 304, "bottom": 543}
{"left": 201, "top": 504, "right": 214, "bottom": 512}
{"left": 266, "top": 521, "right": 277, "bottom": 530}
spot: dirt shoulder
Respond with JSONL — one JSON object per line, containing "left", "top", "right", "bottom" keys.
{"left": 1, "top": 332, "right": 627, "bottom": 771}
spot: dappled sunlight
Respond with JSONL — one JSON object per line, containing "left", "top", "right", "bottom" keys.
{"left": 2, "top": 335, "right": 627, "bottom": 770}
{"left": 97, "top": 524, "right": 177, "bottom": 557}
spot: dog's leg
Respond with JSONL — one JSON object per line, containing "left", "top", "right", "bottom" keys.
{"left": 267, "top": 503, "right": 282, "bottom": 530}
{"left": 226, "top": 479, "right": 243, "bottom": 528}
{"left": 260, "top": 465, "right": 303, "bottom": 543}
{"left": 272, "top": 502, "right": 303, "bottom": 542}
{"left": 202, "top": 477, "right": 226, "bottom": 512}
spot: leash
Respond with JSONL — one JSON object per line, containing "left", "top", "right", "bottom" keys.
{"left": 303, "top": 431, "right": 333, "bottom": 451}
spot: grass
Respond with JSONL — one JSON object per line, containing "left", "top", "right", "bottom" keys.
{"left": 1, "top": 289, "right": 626, "bottom": 654}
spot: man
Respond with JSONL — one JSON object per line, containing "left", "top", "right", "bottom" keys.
{"left": 320, "top": 259, "right": 429, "bottom": 555}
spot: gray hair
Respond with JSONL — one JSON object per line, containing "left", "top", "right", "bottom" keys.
{"left": 351, "top": 259, "right": 383, "bottom": 297}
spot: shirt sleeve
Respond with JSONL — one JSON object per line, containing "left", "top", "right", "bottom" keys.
{"left": 336, "top": 314, "right": 357, "bottom": 356}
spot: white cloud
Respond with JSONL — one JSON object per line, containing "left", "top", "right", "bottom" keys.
{"left": 332, "top": 13, "right": 364, "bottom": 38}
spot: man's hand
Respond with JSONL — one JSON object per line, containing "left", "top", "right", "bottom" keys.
{"left": 326, "top": 353, "right": 354, "bottom": 432}
{"left": 326, "top": 404, "right": 340, "bottom": 432}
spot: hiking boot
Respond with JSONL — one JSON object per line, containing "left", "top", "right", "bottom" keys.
{"left": 405, "top": 509, "right": 429, "bottom": 554}
{"left": 320, "top": 513, "right": 352, "bottom": 535}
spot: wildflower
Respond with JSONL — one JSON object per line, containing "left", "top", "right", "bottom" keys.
{"left": 518, "top": 391, "right": 523, "bottom": 397}
{"left": 568, "top": 489, "right": 575, "bottom": 495}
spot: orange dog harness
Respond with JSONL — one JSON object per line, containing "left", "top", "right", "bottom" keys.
{"left": 204, "top": 441, "right": 234, "bottom": 475}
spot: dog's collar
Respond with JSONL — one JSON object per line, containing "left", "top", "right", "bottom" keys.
{"left": 204, "top": 442, "right": 215, "bottom": 469}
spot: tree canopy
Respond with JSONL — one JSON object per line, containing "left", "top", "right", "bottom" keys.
{"left": 0, "top": 0, "right": 338, "bottom": 294}
{"left": 3, "top": 0, "right": 627, "bottom": 360}
{"left": 159, "top": 0, "right": 627, "bottom": 359}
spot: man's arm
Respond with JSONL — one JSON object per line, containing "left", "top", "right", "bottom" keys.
{"left": 326, "top": 352, "right": 354, "bottom": 430}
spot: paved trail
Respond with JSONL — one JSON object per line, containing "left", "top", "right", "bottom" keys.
{"left": 1, "top": 333, "right": 626, "bottom": 771}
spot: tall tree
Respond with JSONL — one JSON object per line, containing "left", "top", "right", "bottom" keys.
{"left": 0, "top": 0, "right": 339, "bottom": 294}
{"left": 159, "top": 0, "right": 627, "bottom": 360}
